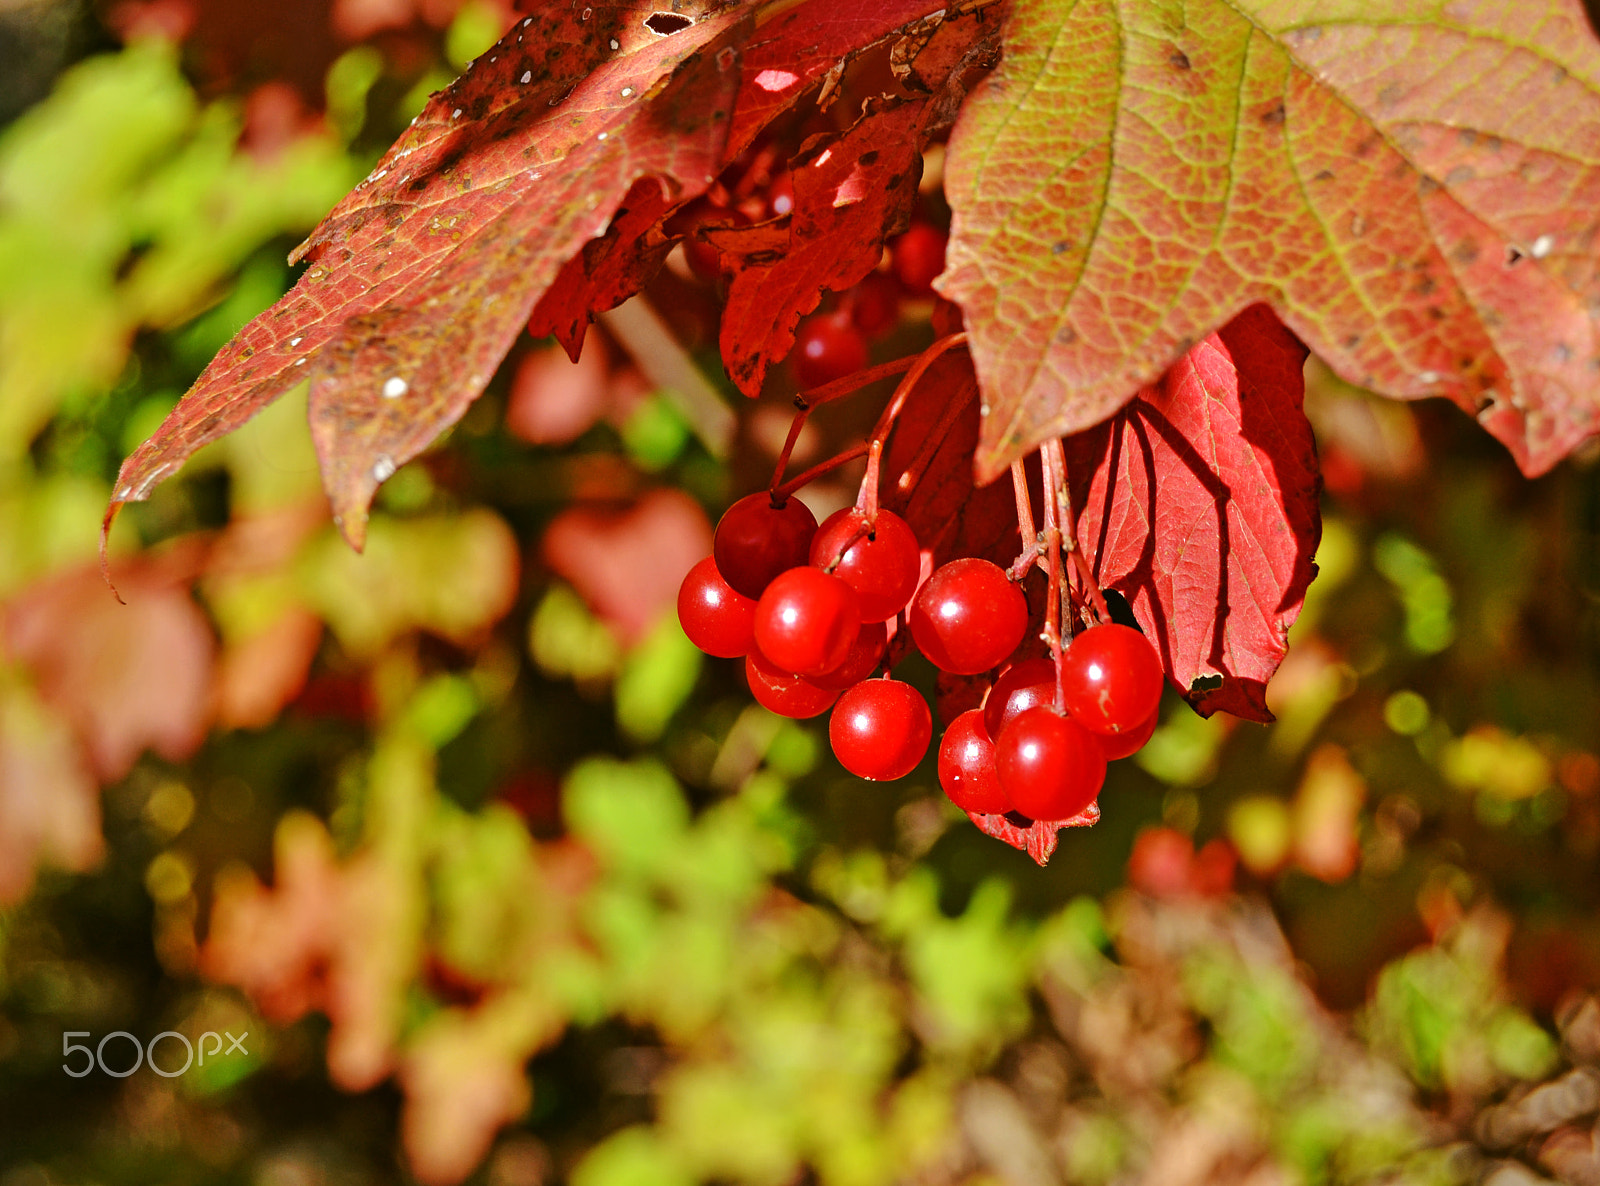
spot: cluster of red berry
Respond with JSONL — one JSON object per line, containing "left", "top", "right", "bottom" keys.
{"left": 678, "top": 487, "right": 1166, "bottom": 823}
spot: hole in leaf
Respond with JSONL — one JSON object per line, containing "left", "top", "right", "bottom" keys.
{"left": 644, "top": 11, "right": 693, "bottom": 34}
{"left": 1102, "top": 589, "right": 1141, "bottom": 631}
{"left": 1189, "top": 673, "right": 1224, "bottom": 694}
{"left": 1003, "top": 810, "right": 1034, "bottom": 828}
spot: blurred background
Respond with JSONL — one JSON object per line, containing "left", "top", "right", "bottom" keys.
{"left": 2, "top": 2, "right": 1600, "bottom": 1184}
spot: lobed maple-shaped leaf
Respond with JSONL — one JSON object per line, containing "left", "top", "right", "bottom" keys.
{"left": 109, "top": 0, "right": 753, "bottom": 549}
{"left": 942, "top": 0, "right": 1600, "bottom": 481}
{"left": 1064, "top": 305, "right": 1319, "bottom": 722}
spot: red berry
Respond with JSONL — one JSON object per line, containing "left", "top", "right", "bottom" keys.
{"left": 848, "top": 271, "right": 901, "bottom": 338}
{"left": 677, "top": 556, "right": 756, "bottom": 658}
{"left": 1061, "top": 624, "right": 1164, "bottom": 735}
{"left": 890, "top": 221, "right": 947, "bottom": 297}
{"left": 1097, "top": 707, "right": 1158, "bottom": 761}
{"left": 766, "top": 171, "right": 795, "bottom": 218}
{"left": 754, "top": 567, "right": 860, "bottom": 677}
{"left": 982, "top": 656, "right": 1056, "bottom": 741}
{"left": 683, "top": 205, "right": 749, "bottom": 283}
{"left": 993, "top": 707, "right": 1107, "bottom": 821}
{"left": 809, "top": 507, "right": 921, "bottom": 623}
{"left": 938, "top": 710, "right": 1011, "bottom": 814}
{"left": 813, "top": 620, "right": 888, "bottom": 690}
{"left": 713, "top": 493, "right": 817, "bottom": 600}
{"left": 829, "top": 679, "right": 932, "bottom": 781}
{"left": 745, "top": 650, "right": 839, "bottom": 719}
{"left": 908, "top": 558, "right": 1029, "bottom": 675}
{"left": 792, "top": 311, "right": 869, "bottom": 389}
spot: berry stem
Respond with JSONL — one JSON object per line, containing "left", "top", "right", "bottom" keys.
{"left": 1046, "top": 438, "right": 1110, "bottom": 628}
{"left": 1039, "top": 442, "right": 1067, "bottom": 712}
{"left": 1008, "top": 459, "right": 1040, "bottom": 581}
{"left": 858, "top": 332, "right": 968, "bottom": 523}
{"left": 771, "top": 440, "right": 870, "bottom": 501}
{"left": 768, "top": 357, "right": 918, "bottom": 492}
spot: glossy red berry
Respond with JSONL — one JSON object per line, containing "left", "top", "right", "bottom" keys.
{"left": 792, "top": 311, "right": 869, "bottom": 389}
{"left": 890, "top": 221, "right": 947, "bottom": 297}
{"left": 677, "top": 556, "right": 756, "bottom": 658}
{"left": 938, "top": 710, "right": 1011, "bottom": 814}
{"left": 745, "top": 650, "right": 839, "bottom": 719}
{"left": 1096, "top": 707, "right": 1158, "bottom": 761}
{"left": 713, "top": 493, "right": 817, "bottom": 600}
{"left": 994, "top": 707, "right": 1107, "bottom": 821}
{"left": 908, "top": 558, "right": 1029, "bottom": 675}
{"left": 982, "top": 657, "right": 1056, "bottom": 742}
{"left": 848, "top": 271, "right": 901, "bottom": 338}
{"left": 1061, "top": 624, "right": 1164, "bottom": 734}
{"left": 809, "top": 507, "right": 921, "bottom": 623}
{"left": 829, "top": 679, "right": 932, "bottom": 781}
{"left": 812, "top": 620, "right": 888, "bottom": 690}
{"left": 754, "top": 567, "right": 860, "bottom": 677}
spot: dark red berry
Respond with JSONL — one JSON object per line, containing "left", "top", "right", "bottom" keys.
{"left": 683, "top": 205, "right": 749, "bottom": 284}
{"left": 829, "top": 679, "right": 932, "bottom": 781}
{"left": 994, "top": 706, "right": 1107, "bottom": 821}
{"left": 792, "top": 311, "right": 869, "bottom": 389}
{"left": 677, "top": 556, "right": 756, "bottom": 658}
{"left": 812, "top": 620, "right": 888, "bottom": 690}
{"left": 890, "top": 221, "right": 947, "bottom": 297}
{"left": 848, "top": 271, "right": 901, "bottom": 338}
{"left": 766, "top": 171, "right": 795, "bottom": 218}
{"left": 1096, "top": 707, "right": 1158, "bottom": 760}
{"left": 713, "top": 493, "right": 817, "bottom": 600}
{"left": 809, "top": 507, "right": 921, "bottom": 623}
{"left": 982, "top": 657, "right": 1056, "bottom": 742}
{"left": 938, "top": 710, "right": 1011, "bottom": 814}
{"left": 754, "top": 567, "right": 860, "bottom": 677}
{"left": 745, "top": 650, "right": 839, "bottom": 719}
{"left": 908, "top": 558, "right": 1029, "bottom": 675}
{"left": 1061, "top": 624, "right": 1164, "bottom": 734}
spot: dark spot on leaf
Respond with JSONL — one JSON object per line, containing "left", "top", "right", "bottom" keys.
{"left": 1475, "top": 392, "right": 1497, "bottom": 414}
{"left": 1452, "top": 240, "right": 1480, "bottom": 265}
{"left": 1555, "top": 342, "right": 1573, "bottom": 363}
{"left": 858, "top": 150, "right": 880, "bottom": 166}
{"left": 1505, "top": 246, "right": 1523, "bottom": 265}
{"left": 1259, "top": 101, "right": 1286, "bottom": 126}
{"left": 1417, "top": 176, "right": 1439, "bottom": 196}
{"left": 645, "top": 11, "right": 693, "bottom": 34}
{"left": 1168, "top": 48, "right": 1191, "bottom": 70}
{"left": 1414, "top": 274, "right": 1436, "bottom": 296}
{"left": 1312, "top": 169, "right": 1334, "bottom": 183}
{"left": 1444, "top": 165, "right": 1475, "bottom": 187}
{"left": 1003, "top": 810, "right": 1033, "bottom": 827}
{"left": 1052, "top": 241, "right": 1070, "bottom": 255}
{"left": 1057, "top": 326, "right": 1079, "bottom": 345}
{"left": 1344, "top": 334, "right": 1361, "bottom": 349}
{"left": 1189, "top": 673, "right": 1224, "bottom": 693}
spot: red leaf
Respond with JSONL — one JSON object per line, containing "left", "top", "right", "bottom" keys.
{"left": 717, "top": 9, "right": 998, "bottom": 395}
{"left": 941, "top": 0, "right": 1600, "bottom": 479}
{"left": 966, "top": 801, "right": 1100, "bottom": 866}
{"left": 724, "top": 0, "right": 956, "bottom": 158}
{"left": 718, "top": 99, "right": 928, "bottom": 395}
{"left": 111, "top": 0, "right": 748, "bottom": 549}
{"left": 1064, "top": 306, "right": 1319, "bottom": 722}
{"left": 526, "top": 177, "right": 678, "bottom": 359}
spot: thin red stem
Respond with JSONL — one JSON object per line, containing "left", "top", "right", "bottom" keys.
{"left": 867, "top": 332, "right": 968, "bottom": 443}
{"left": 1008, "top": 459, "right": 1040, "bottom": 580}
{"left": 768, "top": 357, "right": 917, "bottom": 493}
{"left": 771, "top": 440, "right": 869, "bottom": 502}
{"left": 1046, "top": 438, "right": 1109, "bottom": 627}
{"left": 1039, "top": 443, "right": 1066, "bottom": 712}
